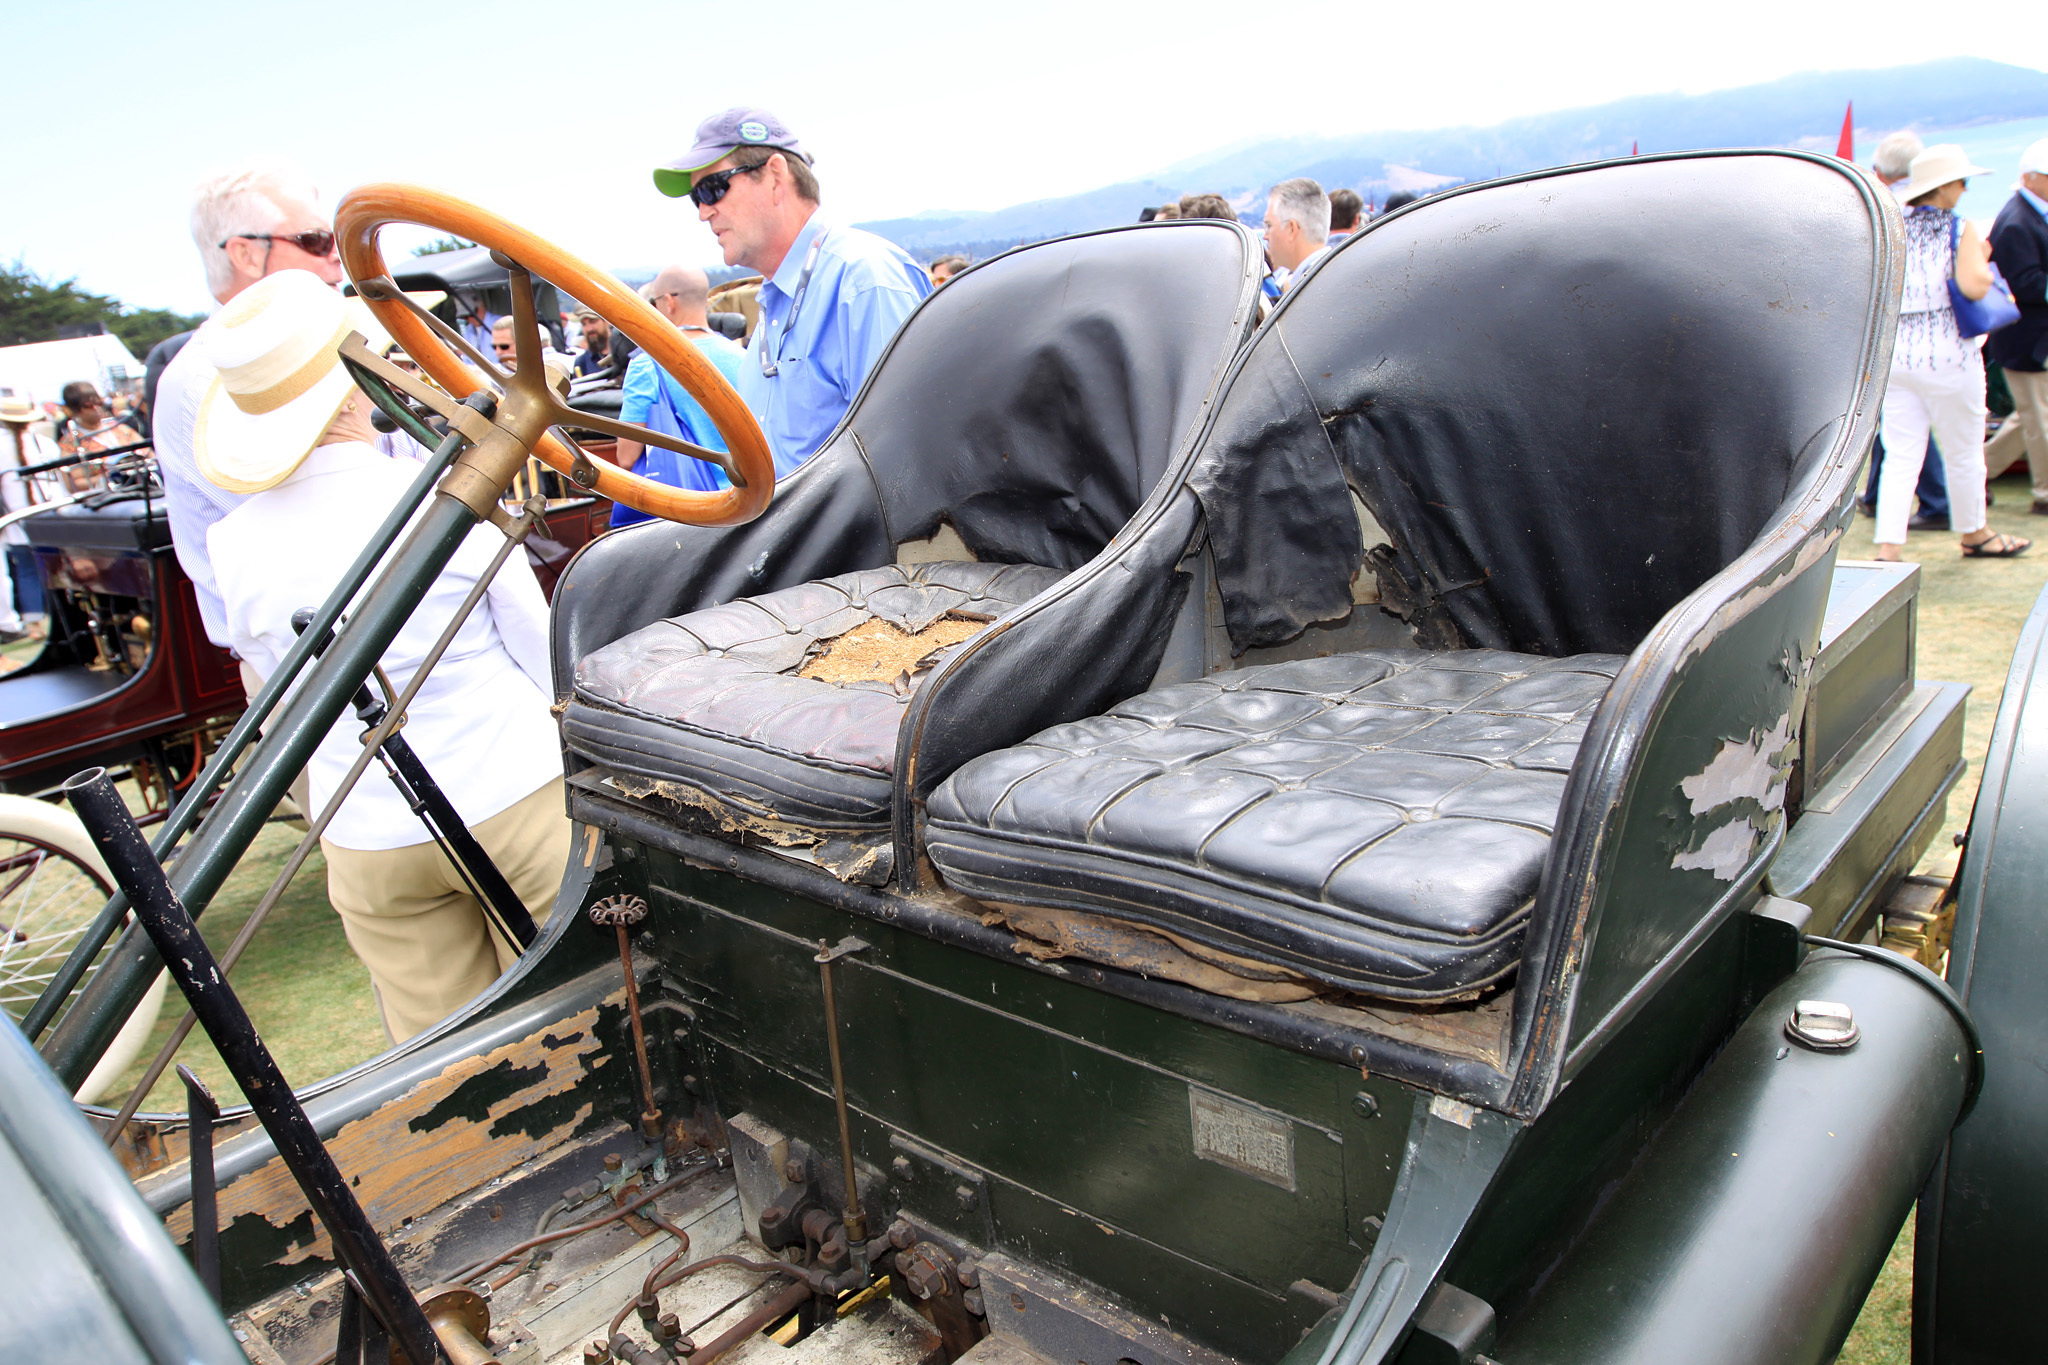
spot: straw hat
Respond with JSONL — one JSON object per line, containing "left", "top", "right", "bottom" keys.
{"left": 0, "top": 397, "right": 37, "bottom": 425}
{"left": 194, "top": 271, "right": 391, "bottom": 494}
{"left": 1897, "top": 144, "right": 1994, "bottom": 205}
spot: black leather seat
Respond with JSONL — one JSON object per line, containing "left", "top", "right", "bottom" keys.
{"left": 927, "top": 650, "right": 1621, "bottom": 999}
{"left": 568, "top": 561, "right": 1063, "bottom": 831}
{"left": 556, "top": 221, "right": 1263, "bottom": 853}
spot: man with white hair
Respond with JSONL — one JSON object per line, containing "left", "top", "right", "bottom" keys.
{"left": 1872, "top": 131, "right": 1924, "bottom": 201}
{"left": 1988, "top": 137, "right": 2048, "bottom": 513}
{"left": 151, "top": 159, "right": 345, "bottom": 647}
{"left": 1857, "top": 130, "right": 1950, "bottom": 527}
{"left": 1264, "top": 177, "right": 1332, "bottom": 294}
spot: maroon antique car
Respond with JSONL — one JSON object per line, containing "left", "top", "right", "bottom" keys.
{"left": 0, "top": 489, "right": 245, "bottom": 806}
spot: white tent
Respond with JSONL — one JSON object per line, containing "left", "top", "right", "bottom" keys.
{"left": 0, "top": 333, "right": 149, "bottom": 411}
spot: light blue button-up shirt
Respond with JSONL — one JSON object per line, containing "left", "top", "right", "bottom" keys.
{"left": 735, "top": 214, "right": 931, "bottom": 467}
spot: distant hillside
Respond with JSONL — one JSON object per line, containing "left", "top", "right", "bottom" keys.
{"left": 862, "top": 56, "right": 2048, "bottom": 259}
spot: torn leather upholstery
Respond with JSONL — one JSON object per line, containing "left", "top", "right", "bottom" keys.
{"left": 926, "top": 649, "right": 1623, "bottom": 1000}
{"left": 565, "top": 561, "right": 1063, "bottom": 832}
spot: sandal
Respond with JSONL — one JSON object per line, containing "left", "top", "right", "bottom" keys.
{"left": 1962, "top": 533, "right": 2032, "bottom": 558}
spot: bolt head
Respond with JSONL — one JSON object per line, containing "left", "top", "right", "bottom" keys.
{"left": 603, "top": 1153, "right": 624, "bottom": 1172}
{"left": 891, "top": 1155, "right": 914, "bottom": 1179}
{"left": 954, "top": 1183, "right": 977, "bottom": 1209}
{"left": 1786, "top": 999, "right": 1860, "bottom": 1051}
{"left": 1352, "top": 1091, "right": 1379, "bottom": 1119}
{"left": 783, "top": 1158, "right": 807, "bottom": 1184}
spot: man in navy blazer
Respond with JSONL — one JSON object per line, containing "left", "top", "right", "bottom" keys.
{"left": 1990, "top": 138, "right": 2048, "bottom": 513}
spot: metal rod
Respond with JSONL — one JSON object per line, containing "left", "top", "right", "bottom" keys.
{"left": 588, "top": 895, "right": 662, "bottom": 1140}
{"left": 377, "top": 728, "right": 535, "bottom": 948}
{"left": 62, "top": 769, "right": 441, "bottom": 1365}
{"left": 98, "top": 502, "right": 543, "bottom": 1135}
{"left": 815, "top": 937, "right": 869, "bottom": 1245}
{"left": 178, "top": 1064, "right": 221, "bottom": 1307}
{"left": 616, "top": 925, "right": 660, "bottom": 1139}
{"left": 25, "top": 406, "right": 479, "bottom": 1048}
{"left": 678, "top": 1276, "right": 813, "bottom": 1365}
{"left": 335, "top": 1279, "right": 363, "bottom": 1365}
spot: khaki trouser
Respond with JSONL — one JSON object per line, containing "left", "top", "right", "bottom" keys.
{"left": 1992, "top": 367, "right": 2048, "bottom": 499}
{"left": 322, "top": 776, "right": 572, "bottom": 1044}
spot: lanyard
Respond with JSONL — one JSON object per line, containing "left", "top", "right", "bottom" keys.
{"left": 759, "top": 229, "right": 825, "bottom": 379}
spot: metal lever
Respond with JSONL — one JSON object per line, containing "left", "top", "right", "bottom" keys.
{"left": 179, "top": 1064, "right": 222, "bottom": 1307}
{"left": 62, "top": 768, "right": 443, "bottom": 1365}
{"left": 589, "top": 895, "right": 663, "bottom": 1141}
{"left": 816, "top": 936, "right": 871, "bottom": 1247}
{"left": 289, "top": 609, "right": 536, "bottom": 951}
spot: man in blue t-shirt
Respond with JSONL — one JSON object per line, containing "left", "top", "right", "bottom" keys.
{"left": 610, "top": 264, "right": 752, "bottom": 528}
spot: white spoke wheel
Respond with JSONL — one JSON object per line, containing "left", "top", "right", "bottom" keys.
{"left": 0, "top": 795, "right": 166, "bottom": 1104}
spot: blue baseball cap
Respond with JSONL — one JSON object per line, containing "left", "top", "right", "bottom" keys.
{"left": 654, "top": 107, "right": 812, "bottom": 197}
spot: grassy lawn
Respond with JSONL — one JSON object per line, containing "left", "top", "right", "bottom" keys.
{"left": 1834, "top": 468, "right": 2048, "bottom": 1363}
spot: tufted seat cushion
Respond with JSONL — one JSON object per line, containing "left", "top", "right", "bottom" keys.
{"left": 565, "top": 561, "right": 1064, "bottom": 831}
{"left": 925, "top": 649, "right": 1624, "bottom": 1000}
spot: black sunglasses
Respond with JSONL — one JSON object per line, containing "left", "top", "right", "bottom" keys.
{"left": 689, "top": 162, "right": 766, "bottom": 208}
{"left": 219, "top": 229, "right": 338, "bottom": 257}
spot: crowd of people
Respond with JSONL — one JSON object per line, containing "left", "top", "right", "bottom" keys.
{"left": 1859, "top": 131, "right": 2048, "bottom": 561}
{"left": 2, "top": 109, "right": 2043, "bottom": 1046}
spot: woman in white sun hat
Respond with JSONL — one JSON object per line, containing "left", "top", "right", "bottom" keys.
{"left": 1875, "top": 143, "right": 2029, "bottom": 561}
{"left": 195, "top": 269, "right": 571, "bottom": 1045}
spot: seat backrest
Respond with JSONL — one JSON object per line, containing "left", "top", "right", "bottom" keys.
{"left": 552, "top": 222, "right": 1259, "bottom": 698}
{"left": 831, "top": 220, "right": 1259, "bottom": 571}
{"left": 1189, "top": 152, "right": 1894, "bottom": 658}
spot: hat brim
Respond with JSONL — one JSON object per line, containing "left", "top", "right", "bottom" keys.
{"left": 653, "top": 150, "right": 732, "bottom": 199}
{"left": 195, "top": 362, "right": 356, "bottom": 495}
{"left": 1899, "top": 161, "right": 1995, "bottom": 205}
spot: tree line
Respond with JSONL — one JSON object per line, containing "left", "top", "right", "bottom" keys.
{"left": 0, "top": 261, "right": 207, "bottom": 359}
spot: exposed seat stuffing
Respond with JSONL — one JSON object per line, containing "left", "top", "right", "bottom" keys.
{"left": 926, "top": 649, "right": 1623, "bottom": 1000}
{"left": 565, "top": 561, "right": 1063, "bottom": 831}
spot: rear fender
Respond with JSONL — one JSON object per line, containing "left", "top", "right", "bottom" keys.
{"left": 1493, "top": 950, "right": 1970, "bottom": 1365}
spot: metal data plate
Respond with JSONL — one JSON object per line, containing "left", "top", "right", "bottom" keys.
{"left": 1188, "top": 1086, "right": 1297, "bottom": 1192}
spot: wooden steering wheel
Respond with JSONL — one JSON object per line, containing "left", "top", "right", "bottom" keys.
{"left": 334, "top": 184, "right": 775, "bottom": 526}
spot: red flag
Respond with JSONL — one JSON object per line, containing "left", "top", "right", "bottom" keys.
{"left": 1836, "top": 102, "right": 1854, "bottom": 161}
{"left": 1630, "top": 140, "right": 1638, "bottom": 156}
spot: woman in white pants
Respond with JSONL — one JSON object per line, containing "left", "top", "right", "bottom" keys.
{"left": 1876, "top": 144, "right": 2029, "bottom": 561}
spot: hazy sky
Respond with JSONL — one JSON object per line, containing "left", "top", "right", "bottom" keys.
{"left": 6, "top": 0, "right": 2046, "bottom": 314}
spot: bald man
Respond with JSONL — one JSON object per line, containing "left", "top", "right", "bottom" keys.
{"left": 610, "top": 265, "right": 757, "bottom": 528}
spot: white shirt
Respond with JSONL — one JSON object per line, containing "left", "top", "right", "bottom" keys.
{"left": 0, "top": 427, "right": 64, "bottom": 545}
{"left": 208, "top": 441, "right": 561, "bottom": 851}
{"left": 155, "top": 337, "right": 245, "bottom": 645}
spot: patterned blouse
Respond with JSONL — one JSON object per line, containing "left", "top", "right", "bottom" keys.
{"left": 1894, "top": 207, "right": 1972, "bottom": 374}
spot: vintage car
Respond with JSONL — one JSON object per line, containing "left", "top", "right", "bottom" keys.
{"left": 6, "top": 148, "right": 2036, "bottom": 1365}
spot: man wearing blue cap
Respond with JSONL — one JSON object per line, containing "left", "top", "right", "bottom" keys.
{"left": 656, "top": 108, "right": 931, "bottom": 468}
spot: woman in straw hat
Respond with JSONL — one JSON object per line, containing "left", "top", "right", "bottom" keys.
{"left": 194, "top": 269, "right": 571, "bottom": 1045}
{"left": 1875, "top": 143, "right": 2029, "bottom": 561}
